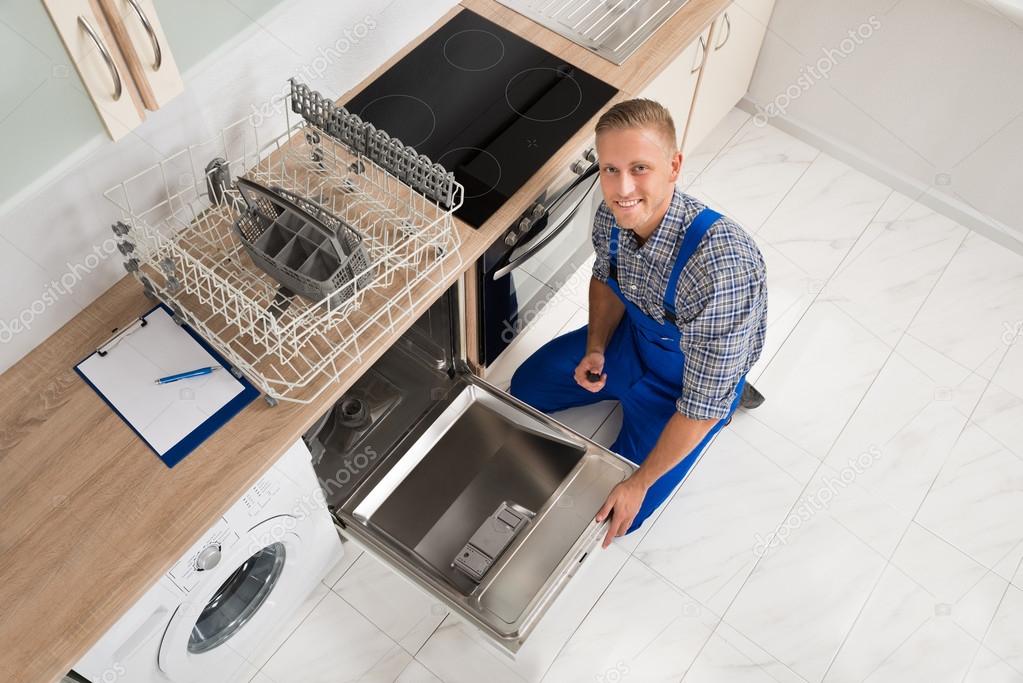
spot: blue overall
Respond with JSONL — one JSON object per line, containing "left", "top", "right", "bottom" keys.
{"left": 510, "top": 207, "right": 746, "bottom": 533}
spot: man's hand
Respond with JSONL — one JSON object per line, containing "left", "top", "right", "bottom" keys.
{"left": 574, "top": 351, "right": 607, "bottom": 392}
{"left": 595, "top": 476, "right": 648, "bottom": 548}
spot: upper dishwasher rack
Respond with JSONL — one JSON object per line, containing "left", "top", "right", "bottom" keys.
{"left": 104, "top": 81, "right": 465, "bottom": 405}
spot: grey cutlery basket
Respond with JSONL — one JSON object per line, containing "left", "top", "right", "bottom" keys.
{"left": 234, "top": 177, "right": 371, "bottom": 307}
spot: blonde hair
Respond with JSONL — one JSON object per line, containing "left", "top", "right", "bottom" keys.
{"left": 595, "top": 98, "right": 677, "bottom": 153}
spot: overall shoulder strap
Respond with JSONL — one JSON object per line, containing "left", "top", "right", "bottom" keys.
{"left": 663, "top": 207, "right": 722, "bottom": 322}
{"left": 608, "top": 224, "right": 621, "bottom": 281}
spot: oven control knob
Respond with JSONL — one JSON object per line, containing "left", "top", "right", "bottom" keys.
{"left": 504, "top": 232, "right": 519, "bottom": 246}
{"left": 584, "top": 147, "right": 597, "bottom": 163}
{"left": 531, "top": 203, "right": 545, "bottom": 219}
{"left": 195, "top": 543, "right": 222, "bottom": 572}
{"left": 570, "top": 160, "right": 588, "bottom": 175}
{"left": 518, "top": 217, "right": 532, "bottom": 233}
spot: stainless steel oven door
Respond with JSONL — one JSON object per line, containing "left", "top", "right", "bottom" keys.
{"left": 493, "top": 161, "right": 602, "bottom": 282}
{"left": 321, "top": 371, "right": 636, "bottom": 655}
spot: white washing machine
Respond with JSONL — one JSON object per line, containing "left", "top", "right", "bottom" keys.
{"left": 75, "top": 440, "right": 343, "bottom": 683}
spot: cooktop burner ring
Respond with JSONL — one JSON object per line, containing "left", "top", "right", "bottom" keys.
{"left": 356, "top": 94, "right": 437, "bottom": 148}
{"left": 505, "top": 67, "right": 584, "bottom": 123}
{"left": 437, "top": 147, "right": 502, "bottom": 199}
{"left": 443, "top": 28, "right": 505, "bottom": 72}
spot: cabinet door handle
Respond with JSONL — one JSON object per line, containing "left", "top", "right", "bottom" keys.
{"left": 714, "top": 12, "right": 732, "bottom": 50}
{"left": 77, "top": 15, "right": 122, "bottom": 100}
{"left": 125, "top": 0, "right": 162, "bottom": 70}
{"left": 690, "top": 35, "right": 707, "bottom": 74}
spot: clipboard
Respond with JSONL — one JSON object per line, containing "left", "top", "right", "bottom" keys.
{"left": 74, "top": 303, "right": 260, "bottom": 468}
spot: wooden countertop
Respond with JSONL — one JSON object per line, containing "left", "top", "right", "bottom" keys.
{"left": 0, "top": 1, "right": 728, "bottom": 680}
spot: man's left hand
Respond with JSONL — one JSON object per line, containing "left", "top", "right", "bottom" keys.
{"left": 595, "top": 476, "right": 648, "bottom": 549}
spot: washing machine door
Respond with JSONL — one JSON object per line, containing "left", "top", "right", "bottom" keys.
{"left": 158, "top": 516, "right": 314, "bottom": 682}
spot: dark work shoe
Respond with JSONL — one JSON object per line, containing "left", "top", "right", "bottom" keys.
{"left": 740, "top": 383, "right": 766, "bottom": 410}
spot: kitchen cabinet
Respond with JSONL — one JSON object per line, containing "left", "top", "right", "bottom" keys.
{"left": 40, "top": 0, "right": 184, "bottom": 139}
{"left": 97, "top": 0, "right": 184, "bottom": 110}
{"left": 639, "top": 23, "right": 712, "bottom": 152}
{"left": 683, "top": 0, "right": 776, "bottom": 154}
{"left": 41, "top": 0, "right": 145, "bottom": 140}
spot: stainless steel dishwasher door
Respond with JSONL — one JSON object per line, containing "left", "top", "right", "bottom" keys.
{"left": 331, "top": 376, "right": 636, "bottom": 654}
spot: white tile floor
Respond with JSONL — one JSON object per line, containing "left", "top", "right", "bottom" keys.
{"left": 248, "top": 110, "right": 1023, "bottom": 682}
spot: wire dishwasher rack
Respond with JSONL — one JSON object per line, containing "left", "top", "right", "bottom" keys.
{"left": 105, "top": 81, "right": 465, "bottom": 405}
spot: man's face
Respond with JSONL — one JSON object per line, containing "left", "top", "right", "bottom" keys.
{"left": 595, "top": 126, "right": 682, "bottom": 238}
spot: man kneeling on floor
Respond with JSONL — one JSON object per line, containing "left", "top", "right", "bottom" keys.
{"left": 510, "top": 98, "right": 769, "bottom": 548}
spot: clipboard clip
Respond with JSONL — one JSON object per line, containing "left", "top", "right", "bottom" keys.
{"left": 96, "top": 317, "right": 149, "bottom": 357}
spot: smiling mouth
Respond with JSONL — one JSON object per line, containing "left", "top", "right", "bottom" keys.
{"left": 615, "top": 199, "right": 642, "bottom": 208}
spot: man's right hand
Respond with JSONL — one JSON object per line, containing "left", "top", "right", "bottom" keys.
{"left": 574, "top": 352, "right": 606, "bottom": 392}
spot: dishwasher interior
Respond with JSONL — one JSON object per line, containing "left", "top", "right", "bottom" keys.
{"left": 306, "top": 283, "right": 635, "bottom": 652}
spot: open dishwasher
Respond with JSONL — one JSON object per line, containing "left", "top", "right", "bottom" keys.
{"left": 305, "top": 285, "right": 636, "bottom": 654}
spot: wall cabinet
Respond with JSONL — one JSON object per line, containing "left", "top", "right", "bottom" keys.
{"left": 40, "top": 0, "right": 183, "bottom": 140}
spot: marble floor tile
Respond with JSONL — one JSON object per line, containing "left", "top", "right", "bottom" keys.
{"left": 982, "top": 581, "right": 1023, "bottom": 675}
{"left": 543, "top": 557, "right": 718, "bottom": 682}
{"left": 331, "top": 553, "right": 448, "bottom": 654}
{"left": 722, "top": 509, "right": 887, "bottom": 682}
{"left": 687, "top": 120, "right": 818, "bottom": 233}
{"left": 990, "top": 333, "right": 1023, "bottom": 403}
{"left": 416, "top": 544, "right": 630, "bottom": 683}
{"left": 725, "top": 410, "right": 821, "bottom": 486}
{"left": 745, "top": 242, "right": 824, "bottom": 384}
{"left": 756, "top": 153, "right": 892, "bottom": 281}
{"left": 963, "top": 646, "right": 1023, "bottom": 683}
{"left": 551, "top": 400, "right": 617, "bottom": 440}
{"left": 915, "top": 421, "right": 1023, "bottom": 584}
{"left": 682, "top": 621, "right": 807, "bottom": 683}
{"left": 819, "top": 338, "right": 988, "bottom": 556}
{"left": 679, "top": 108, "right": 753, "bottom": 189}
{"left": 821, "top": 192, "right": 968, "bottom": 347}
{"left": 322, "top": 532, "right": 366, "bottom": 588}
{"left": 261, "top": 591, "right": 412, "bottom": 683}
{"left": 747, "top": 301, "right": 892, "bottom": 459}
{"left": 249, "top": 582, "right": 331, "bottom": 670}
{"left": 908, "top": 231, "right": 1023, "bottom": 380}
{"left": 634, "top": 430, "right": 805, "bottom": 614}
{"left": 395, "top": 659, "right": 443, "bottom": 682}
{"left": 891, "top": 523, "right": 1009, "bottom": 640}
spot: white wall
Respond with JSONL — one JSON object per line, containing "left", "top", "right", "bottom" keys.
{"left": 745, "top": 0, "right": 1023, "bottom": 244}
{"left": 0, "top": 0, "right": 457, "bottom": 372}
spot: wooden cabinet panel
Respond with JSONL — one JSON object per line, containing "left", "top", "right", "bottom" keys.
{"left": 42, "top": 0, "right": 145, "bottom": 140}
{"left": 683, "top": 0, "right": 776, "bottom": 154}
{"left": 640, "top": 23, "right": 713, "bottom": 152}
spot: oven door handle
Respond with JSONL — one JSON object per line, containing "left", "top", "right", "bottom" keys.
{"left": 493, "top": 163, "right": 600, "bottom": 280}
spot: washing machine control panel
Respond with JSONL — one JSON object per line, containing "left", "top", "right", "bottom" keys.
{"left": 240, "top": 475, "right": 281, "bottom": 517}
{"left": 167, "top": 518, "right": 240, "bottom": 593}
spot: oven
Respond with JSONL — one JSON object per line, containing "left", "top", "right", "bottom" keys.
{"left": 477, "top": 147, "right": 604, "bottom": 367}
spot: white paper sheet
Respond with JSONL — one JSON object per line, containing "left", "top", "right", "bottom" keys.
{"left": 78, "top": 308, "right": 245, "bottom": 455}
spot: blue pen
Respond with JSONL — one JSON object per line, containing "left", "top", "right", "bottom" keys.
{"left": 155, "top": 366, "right": 220, "bottom": 384}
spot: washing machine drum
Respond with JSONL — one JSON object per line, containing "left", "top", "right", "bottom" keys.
{"left": 158, "top": 517, "right": 311, "bottom": 681}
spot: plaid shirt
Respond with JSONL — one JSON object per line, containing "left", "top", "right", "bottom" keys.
{"left": 592, "top": 188, "right": 767, "bottom": 420}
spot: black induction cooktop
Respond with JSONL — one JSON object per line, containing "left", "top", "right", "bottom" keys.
{"left": 345, "top": 9, "right": 617, "bottom": 228}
